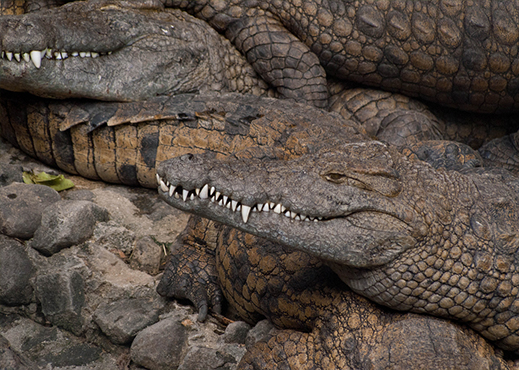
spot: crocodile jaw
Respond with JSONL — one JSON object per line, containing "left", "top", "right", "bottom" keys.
{"left": 156, "top": 147, "right": 426, "bottom": 268}
{"left": 0, "top": 1, "right": 213, "bottom": 100}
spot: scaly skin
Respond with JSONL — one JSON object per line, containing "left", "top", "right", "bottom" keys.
{"left": 0, "top": 0, "right": 271, "bottom": 100}
{"left": 157, "top": 216, "right": 509, "bottom": 369}
{"left": 156, "top": 141, "right": 519, "bottom": 354}
{"left": 166, "top": 0, "right": 519, "bottom": 113}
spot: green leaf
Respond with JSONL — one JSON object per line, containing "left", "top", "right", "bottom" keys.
{"left": 22, "top": 171, "right": 75, "bottom": 191}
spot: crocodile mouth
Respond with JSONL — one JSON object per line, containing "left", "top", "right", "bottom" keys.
{"left": 156, "top": 173, "right": 410, "bottom": 234}
{"left": 0, "top": 48, "right": 113, "bottom": 69}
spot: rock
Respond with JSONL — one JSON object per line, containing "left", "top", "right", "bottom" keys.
{"left": 0, "top": 182, "right": 60, "bottom": 239}
{"left": 62, "top": 189, "right": 95, "bottom": 201}
{"left": 0, "top": 163, "right": 23, "bottom": 186}
{"left": 244, "top": 320, "right": 275, "bottom": 349}
{"left": 0, "top": 334, "right": 38, "bottom": 370}
{"left": 34, "top": 269, "right": 85, "bottom": 336}
{"left": 93, "top": 220, "right": 136, "bottom": 256}
{"left": 130, "top": 236, "right": 163, "bottom": 275}
{"left": 223, "top": 321, "right": 251, "bottom": 344}
{"left": 0, "top": 235, "right": 35, "bottom": 306}
{"left": 30, "top": 200, "right": 109, "bottom": 256}
{"left": 130, "top": 318, "right": 189, "bottom": 370}
{"left": 93, "top": 298, "right": 163, "bottom": 345}
{"left": 177, "top": 344, "right": 246, "bottom": 370}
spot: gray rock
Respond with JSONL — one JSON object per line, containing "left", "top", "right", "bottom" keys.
{"left": 0, "top": 334, "right": 38, "bottom": 370}
{"left": 223, "top": 321, "right": 251, "bottom": 344}
{"left": 244, "top": 320, "right": 275, "bottom": 349}
{"left": 0, "top": 183, "right": 60, "bottom": 239}
{"left": 62, "top": 189, "right": 95, "bottom": 201}
{"left": 93, "top": 298, "right": 162, "bottom": 345}
{"left": 34, "top": 270, "right": 85, "bottom": 336}
{"left": 0, "top": 235, "right": 35, "bottom": 306}
{"left": 0, "top": 163, "right": 23, "bottom": 186}
{"left": 130, "top": 236, "right": 163, "bottom": 275}
{"left": 30, "top": 200, "right": 109, "bottom": 256}
{"left": 130, "top": 318, "right": 188, "bottom": 370}
{"left": 177, "top": 345, "right": 245, "bottom": 370}
{"left": 93, "top": 220, "right": 136, "bottom": 256}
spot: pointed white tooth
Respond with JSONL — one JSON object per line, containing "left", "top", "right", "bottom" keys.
{"left": 209, "top": 186, "right": 216, "bottom": 197}
{"left": 231, "top": 200, "right": 238, "bottom": 212}
{"left": 241, "top": 205, "right": 251, "bottom": 223}
{"left": 14, "top": 53, "right": 21, "bottom": 62}
{"left": 222, "top": 195, "right": 228, "bottom": 204}
{"left": 22, "top": 53, "right": 30, "bottom": 62}
{"left": 174, "top": 192, "right": 180, "bottom": 199}
{"left": 85, "top": 51, "right": 91, "bottom": 57}
{"left": 226, "top": 201, "right": 232, "bottom": 209}
{"left": 211, "top": 196, "right": 216, "bottom": 203}
{"left": 295, "top": 215, "right": 301, "bottom": 221}
{"left": 215, "top": 191, "right": 221, "bottom": 200}
{"left": 72, "top": 51, "right": 79, "bottom": 57}
{"left": 274, "top": 204, "right": 283, "bottom": 214}
{"left": 199, "top": 184, "right": 209, "bottom": 199}
{"left": 160, "top": 180, "right": 168, "bottom": 193}
{"left": 156, "top": 174, "right": 161, "bottom": 185}
{"left": 218, "top": 198, "right": 224, "bottom": 206}
{"left": 91, "top": 52, "right": 99, "bottom": 58}
{"left": 1, "top": 51, "right": 4, "bottom": 58}
{"left": 304, "top": 216, "right": 310, "bottom": 222}
{"left": 61, "top": 51, "right": 68, "bottom": 59}
{"left": 169, "top": 185, "right": 175, "bottom": 197}
{"left": 269, "top": 202, "right": 275, "bottom": 210}
{"left": 195, "top": 188, "right": 200, "bottom": 196}
{"left": 237, "top": 204, "right": 241, "bottom": 212}
{"left": 80, "top": 52, "right": 87, "bottom": 58}
{"left": 291, "top": 212, "right": 297, "bottom": 219}
{"left": 190, "top": 193, "right": 196, "bottom": 200}
{"left": 45, "top": 49, "right": 52, "bottom": 59}
{"left": 6, "top": 52, "right": 12, "bottom": 61}
{"left": 30, "top": 50, "right": 42, "bottom": 68}
{"left": 284, "top": 211, "right": 291, "bottom": 218}
{"left": 182, "top": 189, "right": 189, "bottom": 201}
{"left": 314, "top": 219, "right": 318, "bottom": 222}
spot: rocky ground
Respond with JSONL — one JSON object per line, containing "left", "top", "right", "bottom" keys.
{"left": 0, "top": 137, "right": 276, "bottom": 370}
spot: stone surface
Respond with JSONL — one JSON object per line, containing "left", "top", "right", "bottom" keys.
{"left": 177, "top": 344, "right": 246, "bottom": 370}
{"left": 0, "top": 182, "right": 60, "bottom": 239}
{"left": 0, "top": 235, "right": 35, "bottom": 306}
{"left": 130, "top": 318, "right": 189, "bottom": 370}
{"left": 30, "top": 200, "right": 109, "bottom": 256}
{"left": 0, "top": 333, "right": 38, "bottom": 370}
{"left": 130, "top": 236, "right": 164, "bottom": 275}
{"left": 223, "top": 321, "right": 252, "bottom": 344}
{"left": 244, "top": 320, "right": 275, "bottom": 349}
{"left": 93, "top": 298, "right": 163, "bottom": 345}
{"left": 34, "top": 269, "right": 86, "bottom": 336}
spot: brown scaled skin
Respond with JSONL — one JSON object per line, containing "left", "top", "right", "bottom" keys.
{"left": 157, "top": 216, "right": 509, "bottom": 370}
{"left": 167, "top": 0, "right": 519, "bottom": 114}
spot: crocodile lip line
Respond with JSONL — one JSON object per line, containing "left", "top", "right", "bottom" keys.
{"left": 0, "top": 48, "right": 113, "bottom": 68}
{"left": 156, "top": 174, "right": 324, "bottom": 224}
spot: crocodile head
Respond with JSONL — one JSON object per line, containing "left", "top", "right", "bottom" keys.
{"left": 0, "top": 0, "right": 225, "bottom": 100}
{"left": 156, "top": 141, "right": 446, "bottom": 268}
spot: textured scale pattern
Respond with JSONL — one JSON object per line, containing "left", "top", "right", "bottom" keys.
{"left": 168, "top": 0, "right": 519, "bottom": 113}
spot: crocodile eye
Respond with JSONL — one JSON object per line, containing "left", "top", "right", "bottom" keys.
{"left": 324, "top": 172, "right": 347, "bottom": 183}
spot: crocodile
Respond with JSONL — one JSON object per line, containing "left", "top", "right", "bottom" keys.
{"left": 155, "top": 141, "right": 519, "bottom": 357}
{"left": 0, "top": 0, "right": 272, "bottom": 100}
{"left": 164, "top": 0, "right": 519, "bottom": 114}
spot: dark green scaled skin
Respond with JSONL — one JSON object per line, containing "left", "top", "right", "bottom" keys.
{"left": 166, "top": 0, "right": 519, "bottom": 113}
{"left": 158, "top": 216, "right": 509, "bottom": 369}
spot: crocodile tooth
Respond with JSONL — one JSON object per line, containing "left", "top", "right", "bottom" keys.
{"left": 284, "top": 211, "right": 291, "bottom": 218}
{"left": 174, "top": 192, "right": 180, "bottom": 199}
{"left": 214, "top": 191, "right": 221, "bottom": 200}
{"left": 190, "top": 193, "right": 196, "bottom": 200}
{"left": 61, "top": 51, "right": 68, "bottom": 59}
{"left": 199, "top": 184, "right": 209, "bottom": 199}
{"left": 241, "top": 205, "right": 251, "bottom": 223}
{"left": 209, "top": 186, "right": 216, "bottom": 197}
{"left": 72, "top": 51, "right": 79, "bottom": 57}
{"left": 6, "top": 52, "right": 12, "bottom": 61}
{"left": 14, "top": 53, "right": 21, "bottom": 62}
{"left": 237, "top": 204, "right": 242, "bottom": 212}
{"left": 91, "top": 52, "right": 99, "bottom": 58}
{"left": 1, "top": 51, "right": 4, "bottom": 59}
{"left": 255, "top": 203, "right": 263, "bottom": 212}
{"left": 195, "top": 188, "right": 200, "bottom": 196}
{"left": 160, "top": 179, "right": 168, "bottom": 193}
{"left": 22, "top": 53, "right": 30, "bottom": 63}
{"left": 54, "top": 51, "right": 62, "bottom": 60}
{"left": 231, "top": 200, "right": 238, "bottom": 212}
{"left": 169, "top": 185, "right": 176, "bottom": 197}
{"left": 269, "top": 202, "right": 275, "bottom": 210}
{"left": 218, "top": 198, "right": 224, "bottom": 206}
{"left": 291, "top": 212, "right": 297, "bottom": 219}
{"left": 182, "top": 189, "right": 189, "bottom": 201}
{"left": 80, "top": 52, "right": 87, "bottom": 58}
{"left": 295, "top": 215, "right": 301, "bottom": 221}
{"left": 222, "top": 195, "right": 228, "bottom": 205}
{"left": 304, "top": 216, "right": 310, "bottom": 222}
{"left": 226, "top": 201, "right": 232, "bottom": 209}
{"left": 273, "top": 204, "right": 283, "bottom": 214}
{"left": 155, "top": 174, "right": 161, "bottom": 185}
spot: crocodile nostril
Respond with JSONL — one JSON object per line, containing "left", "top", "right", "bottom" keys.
{"left": 180, "top": 153, "right": 194, "bottom": 161}
{"left": 7, "top": 193, "right": 16, "bottom": 199}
